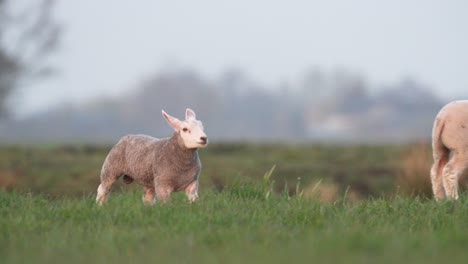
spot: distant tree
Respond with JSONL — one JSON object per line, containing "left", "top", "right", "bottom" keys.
{"left": 0, "top": 0, "right": 60, "bottom": 118}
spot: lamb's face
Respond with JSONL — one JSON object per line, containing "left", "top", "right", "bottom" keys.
{"left": 179, "top": 119, "right": 208, "bottom": 149}
{"left": 162, "top": 108, "right": 208, "bottom": 149}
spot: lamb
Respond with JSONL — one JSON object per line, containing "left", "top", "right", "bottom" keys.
{"left": 96, "top": 108, "right": 208, "bottom": 206}
{"left": 430, "top": 100, "right": 468, "bottom": 200}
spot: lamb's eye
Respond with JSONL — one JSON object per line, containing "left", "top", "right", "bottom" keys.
{"left": 182, "top": 128, "right": 188, "bottom": 132}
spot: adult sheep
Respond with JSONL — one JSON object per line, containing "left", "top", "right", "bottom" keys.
{"left": 431, "top": 100, "right": 468, "bottom": 200}
{"left": 96, "top": 108, "right": 208, "bottom": 206}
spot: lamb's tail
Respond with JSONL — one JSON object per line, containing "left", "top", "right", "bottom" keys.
{"left": 123, "top": 175, "right": 134, "bottom": 184}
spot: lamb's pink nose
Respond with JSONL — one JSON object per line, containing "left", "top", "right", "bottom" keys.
{"left": 200, "top": 137, "right": 208, "bottom": 144}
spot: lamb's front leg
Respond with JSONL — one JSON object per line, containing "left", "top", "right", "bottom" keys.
{"left": 185, "top": 181, "right": 199, "bottom": 203}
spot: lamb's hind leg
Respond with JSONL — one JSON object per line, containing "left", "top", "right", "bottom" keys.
{"left": 142, "top": 186, "right": 156, "bottom": 205}
{"left": 96, "top": 169, "right": 120, "bottom": 206}
{"left": 430, "top": 148, "right": 449, "bottom": 200}
{"left": 96, "top": 181, "right": 113, "bottom": 206}
{"left": 441, "top": 156, "right": 465, "bottom": 200}
{"left": 155, "top": 185, "right": 172, "bottom": 204}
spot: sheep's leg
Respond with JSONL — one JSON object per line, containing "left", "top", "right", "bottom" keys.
{"left": 155, "top": 186, "right": 172, "bottom": 203}
{"left": 430, "top": 154, "right": 448, "bottom": 200}
{"left": 142, "top": 186, "right": 156, "bottom": 205}
{"left": 441, "top": 158, "right": 464, "bottom": 200}
{"left": 96, "top": 180, "right": 115, "bottom": 206}
{"left": 431, "top": 164, "right": 446, "bottom": 200}
{"left": 96, "top": 167, "right": 120, "bottom": 206}
{"left": 185, "top": 181, "right": 199, "bottom": 203}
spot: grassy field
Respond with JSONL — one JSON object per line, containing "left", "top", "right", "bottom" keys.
{"left": 1, "top": 189, "right": 467, "bottom": 264}
{"left": 0, "top": 143, "right": 434, "bottom": 198}
{"left": 1, "top": 144, "right": 467, "bottom": 263}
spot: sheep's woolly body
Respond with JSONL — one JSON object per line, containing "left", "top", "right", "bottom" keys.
{"left": 96, "top": 108, "right": 206, "bottom": 206}
{"left": 431, "top": 100, "right": 468, "bottom": 200}
{"left": 97, "top": 133, "right": 201, "bottom": 205}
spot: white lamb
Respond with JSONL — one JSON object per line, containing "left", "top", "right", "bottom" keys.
{"left": 430, "top": 100, "right": 468, "bottom": 200}
{"left": 96, "top": 108, "right": 208, "bottom": 206}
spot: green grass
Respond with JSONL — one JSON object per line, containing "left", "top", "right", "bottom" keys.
{"left": 1, "top": 188, "right": 467, "bottom": 264}
{"left": 1, "top": 144, "right": 466, "bottom": 263}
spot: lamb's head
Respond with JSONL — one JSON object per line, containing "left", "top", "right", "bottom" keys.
{"left": 162, "top": 108, "right": 208, "bottom": 149}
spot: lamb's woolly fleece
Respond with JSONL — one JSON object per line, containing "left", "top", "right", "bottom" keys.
{"left": 431, "top": 100, "right": 468, "bottom": 200}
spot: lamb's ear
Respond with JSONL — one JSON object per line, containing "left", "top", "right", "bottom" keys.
{"left": 186, "top": 108, "right": 196, "bottom": 120}
{"left": 162, "top": 110, "right": 182, "bottom": 131}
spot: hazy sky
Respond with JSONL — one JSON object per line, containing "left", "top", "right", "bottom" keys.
{"left": 17, "top": 0, "right": 468, "bottom": 116}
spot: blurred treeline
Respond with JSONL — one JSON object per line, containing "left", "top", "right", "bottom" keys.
{"left": 0, "top": 0, "right": 450, "bottom": 143}
{"left": 0, "top": 68, "right": 444, "bottom": 143}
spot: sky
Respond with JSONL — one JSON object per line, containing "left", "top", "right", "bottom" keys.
{"left": 15, "top": 0, "right": 468, "bottom": 116}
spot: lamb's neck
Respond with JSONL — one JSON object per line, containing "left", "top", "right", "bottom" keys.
{"left": 168, "top": 132, "right": 198, "bottom": 167}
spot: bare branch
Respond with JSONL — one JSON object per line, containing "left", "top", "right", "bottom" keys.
{"left": 0, "top": 0, "right": 60, "bottom": 118}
